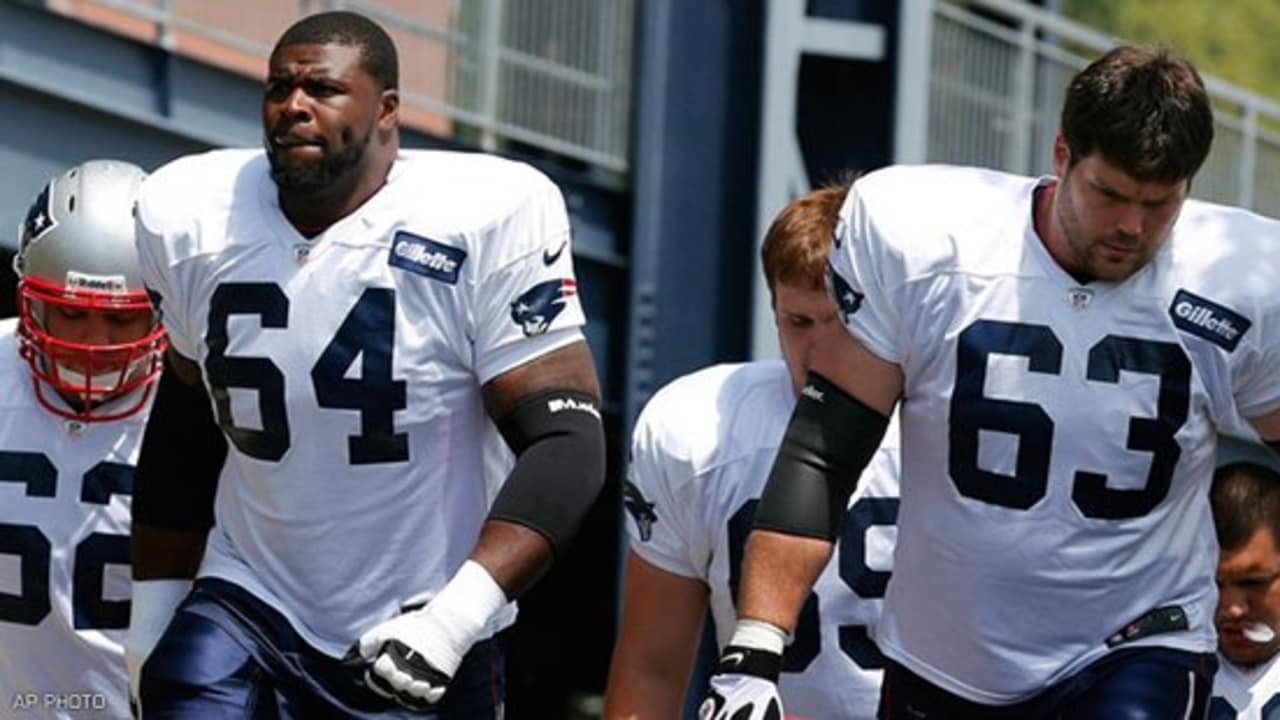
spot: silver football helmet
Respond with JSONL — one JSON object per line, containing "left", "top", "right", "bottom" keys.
{"left": 14, "top": 159, "right": 167, "bottom": 421}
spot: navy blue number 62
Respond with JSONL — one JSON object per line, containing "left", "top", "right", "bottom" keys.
{"left": 205, "top": 283, "right": 408, "bottom": 465}
{"left": 0, "top": 452, "right": 133, "bottom": 629}
{"left": 949, "top": 320, "right": 1191, "bottom": 518}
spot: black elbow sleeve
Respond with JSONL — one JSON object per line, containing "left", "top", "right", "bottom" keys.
{"left": 753, "top": 372, "right": 889, "bottom": 540}
{"left": 133, "top": 361, "right": 226, "bottom": 531}
{"left": 489, "top": 390, "right": 607, "bottom": 558}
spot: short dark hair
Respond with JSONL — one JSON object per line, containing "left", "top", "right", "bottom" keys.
{"left": 1061, "top": 45, "right": 1213, "bottom": 182}
{"left": 761, "top": 179, "right": 854, "bottom": 298}
{"left": 274, "top": 11, "right": 399, "bottom": 90}
{"left": 1212, "top": 461, "right": 1280, "bottom": 551}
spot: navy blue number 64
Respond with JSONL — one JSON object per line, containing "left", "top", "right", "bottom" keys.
{"left": 205, "top": 283, "right": 409, "bottom": 465}
{"left": 0, "top": 452, "right": 133, "bottom": 629}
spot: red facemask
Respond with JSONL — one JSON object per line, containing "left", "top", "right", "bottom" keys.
{"left": 17, "top": 275, "right": 168, "bottom": 422}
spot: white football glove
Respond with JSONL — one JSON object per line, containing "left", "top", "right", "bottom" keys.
{"left": 123, "top": 579, "right": 190, "bottom": 715}
{"left": 699, "top": 669, "right": 783, "bottom": 720}
{"left": 699, "top": 619, "right": 788, "bottom": 720}
{"left": 347, "top": 560, "right": 508, "bottom": 711}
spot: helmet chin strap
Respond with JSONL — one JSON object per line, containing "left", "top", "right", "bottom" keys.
{"left": 54, "top": 361, "right": 118, "bottom": 389}
{"left": 49, "top": 358, "right": 147, "bottom": 408}
{"left": 34, "top": 348, "right": 127, "bottom": 408}
{"left": 48, "top": 366, "right": 114, "bottom": 414}
{"left": 54, "top": 362, "right": 123, "bottom": 390}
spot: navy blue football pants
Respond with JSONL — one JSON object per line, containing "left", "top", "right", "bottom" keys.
{"left": 879, "top": 647, "right": 1215, "bottom": 719}
{"left": 139, "top": 578, "right": 504, "bottom": 719}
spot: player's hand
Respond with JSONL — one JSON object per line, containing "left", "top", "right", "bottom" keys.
{"left": 346, "top": 602, "right": 464, "bottom": 711}
{"left": 698, "top": 645, "right": 784, "bottom": 720}
{"left": 345, "top": 560, "right": 510, "bottom": 711}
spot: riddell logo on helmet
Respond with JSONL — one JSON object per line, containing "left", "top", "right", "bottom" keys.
{"left": 1169, "top": 289, "right": 1251, "bottom": 352}
{"left": 65, "top": 272, "right": 128, "bottom": 294}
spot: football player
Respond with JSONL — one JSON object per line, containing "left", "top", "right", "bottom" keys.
{"left": 124, "top": 10, "right": 605, "bottom": 718}
{"left": 603, "top": 183, "right": 900, "bottom": 720}
{"left": 1210, "top": 436, "right": 1280, "bottom": 719}
{"left": 706, "top": 45, "right": 1280, "bottom": 718}
{"left": 0, "top": 159, "right": 166, "bottom": 718}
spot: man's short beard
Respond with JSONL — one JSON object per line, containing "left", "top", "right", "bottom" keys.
{"left": 267, "top": 131, "right": 371, "bottom": 193}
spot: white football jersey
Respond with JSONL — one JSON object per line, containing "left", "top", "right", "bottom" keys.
{"left": 828, "top": 164, "right": 1280, "bottom": 703}
{"left": 0, "top": 318, "right": 145, "bottom": 719}
{"left": 1212, "top": 655, "right": 1280, "bottom": 719}
{"left": 626, "top": 361, "right": 900, "bottom": 719}
{"left": 135, "top": 149, "right": 587, "bottom": 656}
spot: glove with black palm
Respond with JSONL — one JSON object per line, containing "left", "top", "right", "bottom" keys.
{"left": 345, "top": 560, "right": 509, "bottom": 711}
{"left": 698, "top": 619, "right": 787, "bottom": 720}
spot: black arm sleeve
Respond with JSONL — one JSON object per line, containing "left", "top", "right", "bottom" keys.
{"left": 132, "top": 354, "right": 226, "bottom": 531}
{"left": 752, "top": 371, "right": 890, "bottom": 540}
{"left": 488, "top": 389, "right": 607, "bottom": 558}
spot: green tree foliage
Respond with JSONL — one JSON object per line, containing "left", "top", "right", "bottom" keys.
{"left": 1064, "top": 0, "right": 1280, "bottom": 99}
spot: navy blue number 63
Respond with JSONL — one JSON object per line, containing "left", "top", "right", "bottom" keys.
{"left": 0, "top": 451, "right": 133, "bottom": 629}
{"left": 949, "top": 319, "right": 1191, "bottom": 519}
{"left": 205, "top": 283, "right": 408, "bottom": 465}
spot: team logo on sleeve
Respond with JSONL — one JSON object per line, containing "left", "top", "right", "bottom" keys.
{"left": 387, "top": 231, "right": 467, "bottom": 284}
{"left": 510, "top": 278, "right": 577, "bottom": 337}
{"left": 825, "top": 261, "right": 864, "bottom": 323}
{"left": 623, "top": 480, "right": 658, "bottom": 541}
{"left": 19, "top": 183, "right": 57, "bottom": 255}
{"left": 1169, "top": 289, "right": 1250, "bottom": 352}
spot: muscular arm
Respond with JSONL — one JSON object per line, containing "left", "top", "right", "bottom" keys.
{"left": 603, "top": 552, "right": 709, "bottom": 719}
{"left": 476, "top": 339, "right": 603, "bottom": 598}
{"left": 132, "top": 348, "right": 225, "bottom": 580}
{"left": 738, "top": 330, "right": 903, "bottom": 631}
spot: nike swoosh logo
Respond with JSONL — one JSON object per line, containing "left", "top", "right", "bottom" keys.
{"left": 722, "top": 651, "right": 745, "bottom": 667}
{"left": 543, "top": 240, "right": 567, "bottom": 265}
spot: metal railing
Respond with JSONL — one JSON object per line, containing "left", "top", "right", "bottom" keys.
{"left": 44, "top": 0, "right": 635, "bottom": 173}
{"left": 927, "top": 0, "right": 1280, "bottom": 217}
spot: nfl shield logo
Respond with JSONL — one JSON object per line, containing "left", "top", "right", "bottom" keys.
{"left": 1066, "top": 287, "right": 1093, "bottom": 311}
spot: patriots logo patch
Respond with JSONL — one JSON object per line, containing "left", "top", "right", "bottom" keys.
{"left": 825, "top": 262, "right": 864, "bottom": 322}
{"left": 510, "top": 278, "right": 576, "bottom": 337}
{"left": 622, "top": 480, "right": 657, "bottom": 542}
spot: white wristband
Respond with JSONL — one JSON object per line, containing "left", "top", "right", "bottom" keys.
{"left": 431, "top": 560, "right": 509, "bottom": 631}
{"left": 416, "top": 560, "right": 510, "bottom": 669}
{"left": 728, "top": 618, "right": 788, "bottom": 655}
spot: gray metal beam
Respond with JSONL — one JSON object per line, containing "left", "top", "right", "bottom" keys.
{"left": 0, "top": 2, "right": 260, "bottom": 148}
{"left": 750, "top": 0, "right": 887, "bottom": 361}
